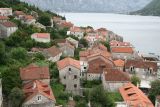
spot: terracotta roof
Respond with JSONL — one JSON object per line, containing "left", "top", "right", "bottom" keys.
{"left": 0, "top": 16, "right": 9, "bottom": 20}
{"left": 44, "top": 46, "right": 61, "bottom": 57}
{"left": 20, "top": 64, "right": 50, "bottom": 81}
{"left": 92, "top": 43, "right": 108, "bottom": 51}
{"left": 110, "top": 40, "right": 131, "bottom": 47}
{"left": 60, "top": 21, "right": 73, "bottom": 28}
{"left": 23, "top": 15, "right": 34, "bottom": 20}
{"left": 23, "top": 80, "right": 55, "bottom": 102}
{"left": 111, "top": 47, "right": 133, "bottom": 53}
{"left": 14, "top": 11, "right": 25, "bottom": 16}
{"left": 114, "top": 59, "right": 125, "bottom": 67}
{"left": 125, "top": 60, "right": 157, "bottom": 71}
{"left": 32, "top": 33, "right": 50, "bottom": 39}
{"left": 88, "top": 58, "right": 113, "bottom": 74}
{"left": 104, "top": 68, "right": 130, "bottom": 81}
{"left": 80, "top": 47, "right": 110, "bottom": 58}
{"left": 119, "top": 83, "right": 154, "bottom": 107}
{"left": 70, "top": 26, "right": 82, "bottom": 32}
{"left": 0, "top": 21, "right": 17, "bottom": 27}
{"left": 57, "top": 57, "right": 81, "bottom": 70}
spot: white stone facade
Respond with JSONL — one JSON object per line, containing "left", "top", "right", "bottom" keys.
{"left": 59, "top": 65, "right": 81, "bottom": 95}
{"left": 0, "top": 24, "right": 18, "bottom": 38}
{"left": 0, "top": 8, "right": 12, "bottom": 16}
{"left": 47, "top": 52, "right": 62, "bottom": 63}
{"left": 22, "top": 93, "right": 55, "bottom": 107}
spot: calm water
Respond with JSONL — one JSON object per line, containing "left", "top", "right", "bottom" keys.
{"left": 60, "top": 13, "right": 160, "bottom": 55}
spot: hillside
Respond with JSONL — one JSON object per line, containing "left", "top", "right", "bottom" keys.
{"left": 132, "top": 0, "right": 160, "bottom": 16}
{"left": 20, "top": 0, "right": 151, "bottom": 13}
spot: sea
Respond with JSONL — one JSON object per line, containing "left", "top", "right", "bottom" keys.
{"left": 60, "top": 13, "right": 160, "bottom": 55}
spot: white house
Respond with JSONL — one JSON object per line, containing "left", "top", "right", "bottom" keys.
{"left": 57, "top": 58, "right": 81, "bottom": 95}
{"left": 0, "top": 21, "right": 18, "bottom": 38}
{"left": 31, "top": 33, "right": 50, "bottom": 43}
{"left": 0, "top": 16, "right": 9, "bottom": 22}
{"left": 67, "top": 26, "right": 84, "bottom": 39}
{"left": 0, "top": 8, "right": 12, "bottom": 16}
{"left": 43, "top": 46, "right": 62, "bottom": 62}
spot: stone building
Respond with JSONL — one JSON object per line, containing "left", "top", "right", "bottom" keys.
{"left": 22, "top": 80, "right": 56, "bottom": 107}
{"left": 0, "top": 21, "right": 18, "bottom": 38}
{"left": 0, "top": 8, "right": 12, "bottom": 16}
{"left": 102, "top": 68, "right": 130, "bottom": 92}
{"left": 43, "top": 46, "right": 62, "bottom": 62}
{"left": 57, "top": 58, "right": 81, "bottom": 95}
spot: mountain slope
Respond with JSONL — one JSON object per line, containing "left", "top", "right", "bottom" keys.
{"left": 20, "top": 0, "right": 151, "bottom": 13}
{"left": 133, "top": 0, "right": 160, "bottom": 16}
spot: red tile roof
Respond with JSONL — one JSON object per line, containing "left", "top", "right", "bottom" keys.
{"left": 57, "top": 57, "right": 81, "bottom": 70}
{"left": 125, "top": 60, "right": 157, "bottom": 71}
{"left": 92, "top": 43, "right": 108, "bottom": 51}
{"left": 119, "top": 83, "right": 154, "bottom": 107}
{"left": 88, "top": 58, "right": 114, "bottom": 74}
{"left": 44, "top": 46, "right": 61, "bottom": 57}
{"left": 110, "top": 40, "right": 131, "bottom": 47}
{"left": 23, "top": 15, "right": 34, "bottom": 20}
{"left": 32, "top": 33, "right": 50, "bottom": 39}
{"left": 20, "top": 64, "right": 50, "bottom": 81}
{"left": 0, "top": 16, "right": 9, "bottom": 20}
{"left": 23, "top": 80, "right": 55, "bottom": 102}
{"left": 114, "top": 59, "right": 125, "bottom": 67}
{"left": 70, "top": 26, "right": 82, "bottom": 32}
{"left": 60, "top": 21, "right": 73, "bottom": 28}
{"left": 104, "top": 68, "right": 130, "bottom": 81}
{"left": 14, "top": 11, "right": 25, "bottom": 16}
{"left": 111, "top": 47, "right": 134, "bottom": 53}
{"left": 0, "top": 21, "right": 17, "bottom": 27}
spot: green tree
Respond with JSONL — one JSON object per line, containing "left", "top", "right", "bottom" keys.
{"left": 33, "top": 52, "right": 45, "bottom": 61}
{"left": 10, "top": 47, "right": 28, "bottom": 61}
{"left": 49, "top": 62, "right": 59, "bottom": 79}
{"left": 0, "top": 42, "right": 6, "bottom": 64}
{"left": 38, "top": 15, "right": 51, "bottom": 26}
{"left": 79, "top": 38, "right": 88, "bottom": 47}
{"left": 101, "top": 41, "right": 110, "bottom": 52}
{"left": 8, "top": 87, "right": 24, "bottom": 107}
{"left": 149, "top": 80, "right": 160, "bottom": 104}
{"left": 90, "top": 86, "right": 115, "bottom": 107}
{"left": 2, "top": 66, "right": 22, "bottom": 96}
{"left": 131, "top": 75, "right": 141, "bottom": 86}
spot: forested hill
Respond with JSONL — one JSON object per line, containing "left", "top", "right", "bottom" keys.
{"left": 131, "top": 0, "right": 160, "bottom": 16}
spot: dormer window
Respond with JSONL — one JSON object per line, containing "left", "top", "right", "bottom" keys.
{"left": 37, "top": 96, "right": 41, "bottom": 101}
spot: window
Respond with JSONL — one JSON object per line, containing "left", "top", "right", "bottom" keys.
{"left": 69, "top": 68, "right": 71, "bottom": 71}
{"left": 64, "top": 76, "right": 66, "bottom": 79}
{"left": 74, "top": 84, "right": 77, "bottom": 88}
{"left": 74, "top": 75, "right": 77, "bottom": 79}
{"left": 84, "top": 67, "right": 86, "bottom": 69}
{"left": 37, "top": 96, "right": 41, "bottom": 101}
